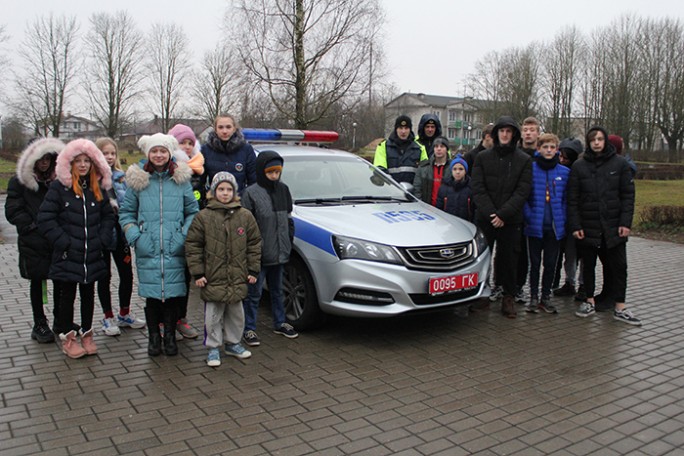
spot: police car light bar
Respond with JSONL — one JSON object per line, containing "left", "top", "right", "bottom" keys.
{"left": 242, "top": 128, "right": 339, "bottom": 143}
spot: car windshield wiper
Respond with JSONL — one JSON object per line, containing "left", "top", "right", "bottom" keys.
{"left": 295, "top": 197, "right": 344, "bottom": 204}
{"left": 340, "top": 195, "right": 410, "bottom": 202}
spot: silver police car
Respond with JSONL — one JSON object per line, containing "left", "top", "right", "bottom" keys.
{"left": 245, "top": 129, "right": 491, "bottom": 329}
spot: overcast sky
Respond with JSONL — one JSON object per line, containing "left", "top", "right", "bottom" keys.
{"left": 1, "top": 0, "right": 682, "bottom": 113}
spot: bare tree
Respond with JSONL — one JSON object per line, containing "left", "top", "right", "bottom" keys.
{"left": 191, "top": 44, "right": 242, "bottom": 124}
{"left": 14, "top": 14, "right": 79, "bottom": 137}
{"left": 0, "top": 25, "right": 9, "bottom": 94}
{"left": 542, "top": 26, "right": 584, "bottom": 137}
{"left": 229, "top": 0, "right": 385, "bottom": 129}
{"left": 468, "top": 50, "right": 507, "bottom": 121}
{"left": 147, "top": 23, "right": 190, "bottom": 132}
{"left": 83, "top": 11, "right": 145, "bottom": 138}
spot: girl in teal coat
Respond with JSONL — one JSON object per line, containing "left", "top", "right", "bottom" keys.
{"left": 119, "top": 133, "right": 199, "bottom": 356}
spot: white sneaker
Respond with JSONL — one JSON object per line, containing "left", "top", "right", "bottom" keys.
{"left": 101, "top": 317, "right": 121, "bottom": 336}
{"left": 117, "top": 312, "right": 146, "bottom": 329}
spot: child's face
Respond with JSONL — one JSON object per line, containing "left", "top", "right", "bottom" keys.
{"left": 559, "top": 150, "right": 571, "bottom": 166}
{"left": 452, "top": 164, "right": 466, "bottom": 181}
{"left": 101, "top": 144, "right": 117, "bottom": 167}
{"left": 35, "top": 154, "right": 52, "bottom": 173}
{"left": 215, "top": 117, "right": 235, "bottom": 141}
{"left": 180, "top": 139, "right": 194, "bottom": 157}
{"left": 215, "top": 182, "right": 234, "bottom": 203}
{"left": 539, "top": 142, "right": 558, "bottom": 160}
{"left": 73, "top": 154, "right": 92, "bottom": 177}
{"left": 266, "top": 169, "right": 281, "bottom": 181}
{"left": 433, "top": 144, "right": 448, "bottom": 159}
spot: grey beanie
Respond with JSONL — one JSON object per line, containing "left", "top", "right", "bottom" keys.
{"left": 210, "top": 171, "right": 238, "bottom": 196}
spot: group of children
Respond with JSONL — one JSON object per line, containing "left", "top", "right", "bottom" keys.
{"left": 7, "top": 115, "right": 298, "bottom": 367}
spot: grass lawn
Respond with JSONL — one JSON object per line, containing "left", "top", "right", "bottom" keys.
{"left": 634, "top": 180, "right": 684, "bottom": 218}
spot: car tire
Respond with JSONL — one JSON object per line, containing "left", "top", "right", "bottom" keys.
{"left": 283, "top": 256, "right": 325, "bottom": 330}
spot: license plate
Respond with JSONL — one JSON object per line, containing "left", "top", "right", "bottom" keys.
{"left": 429, "top": 273, "right": 479, "bottom": 295}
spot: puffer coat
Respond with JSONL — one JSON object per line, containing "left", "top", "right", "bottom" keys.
{"left": 523, "top": 159, "right": 570, "bottom": 240}
{"left": 37, "top": 139, "right": 115, "bottom": 284}
{"left": 185, "top": 198, "right": 261, "bottom": 303}
{"left": 5, "top": 138, "right": 64, "bottom": 279}
{"left": 567, "top": 136, "right": 635, "bottom": 249}
{"left": 119, "top": 161, "right": 199, "bottom": 300}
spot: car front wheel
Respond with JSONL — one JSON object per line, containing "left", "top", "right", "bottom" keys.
{"left": 283, "top": 256, "right": 325, "bottom": 330}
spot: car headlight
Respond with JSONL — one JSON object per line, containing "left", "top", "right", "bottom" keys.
{"left": 333, "top": 235, "right": 403, "bottom": 265}
{"left": 473, "top": 228, "right": 489, "bottom": 257}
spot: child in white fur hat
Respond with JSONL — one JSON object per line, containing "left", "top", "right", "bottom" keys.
{"left": 185, "top": 172, "right": 262, "bottom": 367}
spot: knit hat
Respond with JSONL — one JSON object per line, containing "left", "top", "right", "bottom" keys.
{"left": 168, "top": 124, "right": 196, "bottom": 146}
{"left": 450, "top": 155, "right": 468, "bottom": 173}
{"left": 608, "top": 134, "right": 624, "bottom": 155}
{"left": 394, "top": 115, "right": 412, "bottom": 130}
{"left": 210, "top": 171, "right": 238, "bottom": 195}
{"left": 264, "top": 158, "right": 283, "bottom": 174}
{"left": 137, "top": 133, "right": 178, "bottom": 157}
{"left": 433, "top": 136, "right": 450, "bottom": 149}
{"left": 559, "top": 137, "right": 583, "bottom": 158}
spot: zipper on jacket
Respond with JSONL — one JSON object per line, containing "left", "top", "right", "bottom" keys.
{"left": 82, "top": 191, "right": 89, "bottom": 283}
{"left": 158, "top": 174, "right": 165, "bottom": 301}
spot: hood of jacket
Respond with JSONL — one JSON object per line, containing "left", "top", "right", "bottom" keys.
{"left": 55, "top": 139, "right": 112, "bottom": 190}
{"left": 125, "top": 160, "right": 193, "bottom": 192}
{"left": 491, "top": 116, "right": 521, "bottom": 149}
{"left": 255, "top": 150, "right": 284, "bottom": 190}
{"left": 417, "top": 113, "right": 443, "bottom": 140}
{"left": 16, "top": 138, "right": 65, "bottom": 191}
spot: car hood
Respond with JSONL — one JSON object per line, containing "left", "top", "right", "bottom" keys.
{"left": 293, "top": 201, "right": 475, "bottom": 248}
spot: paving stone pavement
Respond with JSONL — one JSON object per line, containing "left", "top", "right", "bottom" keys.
{"left": 1, "top": 194, "right": 684, "bottom": 455}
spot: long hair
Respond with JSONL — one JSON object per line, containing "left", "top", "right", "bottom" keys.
{"left": 95, "top": 137, "right": 122, "bottom": 171}
{"left": 71, "top": 163, "right": 104, "bottom": 202}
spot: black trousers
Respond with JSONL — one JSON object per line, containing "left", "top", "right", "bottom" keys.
{"left": 578, "top": 239, "right": 627, "bottom": 302}
{"left": 480, "top": 223, "right": 523, "bottom": 297}
{"left": 54, "top": 281, "right": 95, "bottom": 334}
{"left": 97, "top": 233, "right": 134, "bottom": 315}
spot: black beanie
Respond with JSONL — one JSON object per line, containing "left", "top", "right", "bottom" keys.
{"left": 394, "top": 115, "right": 412, "bottom": 130}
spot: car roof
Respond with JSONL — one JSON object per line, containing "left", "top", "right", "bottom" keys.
{"left": 251, "top": 143, "right": 359, "bottom": 160}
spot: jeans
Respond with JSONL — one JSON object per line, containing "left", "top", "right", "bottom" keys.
{"left": 528, "top": 230, "right": 561, "bottom": 299}
{"left": 243, "top": 264, "right": 286, "bottom": 331}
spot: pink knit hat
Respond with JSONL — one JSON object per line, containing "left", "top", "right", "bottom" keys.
{"left": 168, "top": 124, "right": 196, "bottom": 146}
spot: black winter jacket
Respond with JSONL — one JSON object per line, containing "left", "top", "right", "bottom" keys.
{"left": 38, "top": 180, "right": 115, "bottom": 283}
{"left": 567, "top": 146, "right": 635, "bottom": 249}
{"left": 436, "top": 175, "right": 474, "bottom": 222}
{"left": 5, "top": 177, "right": 53, "bottom": 279}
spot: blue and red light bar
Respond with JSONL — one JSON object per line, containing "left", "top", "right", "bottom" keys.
{"left": 242, "top": 128, "right": 339, "bottom": 144}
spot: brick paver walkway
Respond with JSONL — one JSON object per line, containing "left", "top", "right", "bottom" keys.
{"left": 1, "top": 194, "right": 683, "bottom": 455}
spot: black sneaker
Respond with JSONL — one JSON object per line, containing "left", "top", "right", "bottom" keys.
{"left": 243, "top": 330, "right": 261, "bottom": 346}
{"left": 538, "top": 297, "right": 558, "bottom": 314}
{"left": 574, "top": 285, "right": 587, "bottom": 302}
{"left": 31, "top": 320, "right": 55, "bottom": 343}
{"left": 273, "top": 323, "right": 299, "bottom": 339}
{"left": 553, "top": 283, "right": 575, "bottom": 297}
{"left": 613, "top": 308, "right": 642, "bottom": 326}
{"left": 514, "top": 288, "right": 527, "bottom": 304}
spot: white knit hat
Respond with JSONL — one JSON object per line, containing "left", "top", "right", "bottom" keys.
{"left": 137, "top": 133, "right": 178, "bottom": 157}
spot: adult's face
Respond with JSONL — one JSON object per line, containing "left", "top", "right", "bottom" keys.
{"left": 424, "top": 123, "right": 436, "bottom": 138}
{"left": 433, "top": 143, "right": 448, "bottom": 160}
{"left": 522, "top": 124, "right": 539, "bottom": 148}
{"left": 498, "top": 127, "right": 514, "bottom": 146}
{"left": 396, "top": 126, "right": 410, "bottom": 141}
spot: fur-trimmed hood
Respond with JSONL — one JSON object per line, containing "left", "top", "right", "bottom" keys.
{"left": 56, "top": 139, "right": 112, "bottom": 190}
{"left": 16, "top": 138, "right": 65, "bottom": 191}
{"left": 125, "top": 160, "right": 193, "bottom": 192}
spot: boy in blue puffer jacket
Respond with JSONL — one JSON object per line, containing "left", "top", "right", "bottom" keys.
{"left": 523, "top": 133, "right": 569, "bottom": 314}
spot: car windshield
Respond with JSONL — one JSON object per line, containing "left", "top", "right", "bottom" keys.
{"left": 281, "top": 156, "right": 412, "bottom": 204}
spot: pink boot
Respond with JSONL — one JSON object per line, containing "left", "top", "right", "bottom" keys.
{"left": 60, "top": 330, "right": 87, "bottom": 359}
{"left": 79, "top": 329, "right": 98, "bottom": 355}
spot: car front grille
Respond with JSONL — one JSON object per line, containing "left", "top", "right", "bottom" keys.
{"left": 397, "top": 241, "right": 475, "bottom": 272}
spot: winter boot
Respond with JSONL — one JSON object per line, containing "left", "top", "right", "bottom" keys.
{"left": 79, "top": 329, "right": 98, "bottom": 355}
{"left": 162, "top": 304, "right": 178, "bottom": 356}
{"left": 31, "top": 318, "right": 55, "bottom": 343}
{"left": 144, "top": 305, "right": 162, "bottom": 357}
{"left": 501, "top": 296, "right": 517, "bottom": 319}
{"left": 59, "top": 330, "right": 87, "bottom": 359}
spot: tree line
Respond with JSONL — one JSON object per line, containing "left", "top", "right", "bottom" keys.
{"left": 468, "top": 15, "right": 684, "bottom": 160}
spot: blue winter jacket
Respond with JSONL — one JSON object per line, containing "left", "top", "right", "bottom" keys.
{"left": 119, "top": 161, "right": 199, "bottom": 300}
{"left": 523, "top": 159, "right": 570, "bottom": 240}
